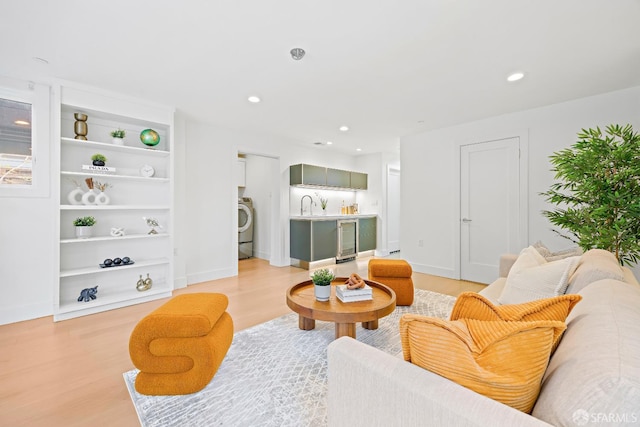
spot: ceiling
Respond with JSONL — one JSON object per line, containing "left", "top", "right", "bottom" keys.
{"left": 1, "top": 0, "right": 639, "bottom": 155}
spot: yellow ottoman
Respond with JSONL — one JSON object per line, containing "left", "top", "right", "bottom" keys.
{"left": 129, "top": 293, "right": 233, "bottom": 395}
{"left": 368, "top": 259, "right": 414, "bottom": 306}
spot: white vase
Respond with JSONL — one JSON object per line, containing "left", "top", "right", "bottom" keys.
{"left": 81, "top": 189, "right": 97, "bottom": 205}
{"left": 67, "top": 187, "right": 84, "bottom": 205}
{"left": 314, "top": 284, "right": 331, "bottom": 302}
{"left": 112, "top": 137, "right": 124, "bottom": 146}
{"left": 95, "top": 191, "right": 110, "bottom": 205}
{"left": 75, "top": 226, "right": 93, "bottom": 239}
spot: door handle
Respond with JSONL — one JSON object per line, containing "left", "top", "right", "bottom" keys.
{"left": 462, "top": 218, "right": 472, "bottom": 223}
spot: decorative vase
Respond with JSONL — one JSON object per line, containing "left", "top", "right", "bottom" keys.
{"left": 112, "top": 137, "right": 124, "bottom": 146}
{"left": 314, "top": 284, "right": 331, "bottom": 302}
{"left": 140, "top": 128, "right": 160, "bottom": 147}
{"left": 95, "top": 191, "right": 110, "bottom": 205}
{"left": 75, "top": 226, "right": 93, "bottom": 239}
{"left": 67, "top": 187, "right": 84, "bottom": 205}
{"left": 74, "top": 113, "right": 88, "bottom": 140}
{"left": 81, "top": 189, "right": 97, "bottom": 205}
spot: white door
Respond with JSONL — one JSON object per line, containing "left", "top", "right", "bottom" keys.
{"left": 387, "top": 167, "right": 401, "bottom": 253}
{"left": 460, "top": 138, "right": 520, "bottom": 284}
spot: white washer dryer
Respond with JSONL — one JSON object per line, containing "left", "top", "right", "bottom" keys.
{"left": 238, "top": 197, "right": 254, "bottom": 259}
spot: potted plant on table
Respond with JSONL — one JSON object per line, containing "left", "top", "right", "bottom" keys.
{"left": 311, "top": 268, "right": 335, "bottom": 301}
{"left": 73, "top": 216, "right": 96, "bottom": 239}
{"left": 110, "top": 128, "right": 126, "bottom": 145}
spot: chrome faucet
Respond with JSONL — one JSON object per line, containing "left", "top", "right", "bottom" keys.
{"left": 301, "top": 195, "right": 314, "bottom": 216}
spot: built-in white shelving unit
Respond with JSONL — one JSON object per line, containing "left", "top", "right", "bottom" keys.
{"left": 53, "top": 83, "right": 175, "bottom": 321}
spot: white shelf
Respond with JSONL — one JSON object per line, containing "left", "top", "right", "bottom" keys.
{"left": 61, "top": 170, "right": 169, "bottom": 183}
{"left": 56, "top": 286, "right": 172, "bottom": 317}
{"left": 60, "top": 257, "right": 170, "bottom": 278}
{"left": 60, "top": 204, "right": 170, "bottom": 210}
{"left": 60, "top": 233, "right": 169, "bottom": 244}
{"left": 61, "top": 137, "right": 170, "bottom": 156}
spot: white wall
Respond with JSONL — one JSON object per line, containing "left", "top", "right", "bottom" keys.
{"left": 401, "top": 86, "right": 640, "bottom": 280}
{"left": 0, "top": 78, "right": 53, "bottom": 325}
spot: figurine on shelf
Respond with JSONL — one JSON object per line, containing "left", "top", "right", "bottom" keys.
{"left": 110, "top": 227, "right": 125, "bottom": 237}
{"left": 136, "top": 274, "right": 153, "bottom": 292}
{"left": 142, "top": 216, "right": 162, "bottom": 235}
{"left": 77, "top": 286, "right": 98, "bottom": 302}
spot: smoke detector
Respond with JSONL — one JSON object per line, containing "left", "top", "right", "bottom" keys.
{"left": 290, "top": 48, "right": 305, "bottom": 60}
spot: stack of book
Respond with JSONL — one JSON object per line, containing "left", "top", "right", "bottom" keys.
{"left": 336, "top": 284, "right": 373, "bottom": 303}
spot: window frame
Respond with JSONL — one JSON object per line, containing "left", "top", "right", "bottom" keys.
{"left": 0, "top": 80, "right": 50, "bottom": 198}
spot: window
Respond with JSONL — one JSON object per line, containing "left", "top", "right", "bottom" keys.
{"left": 0, "top": 97, "right": 33, "bottom": 186}
{"left": 0, "top": 79, "right": 50, "bottom": 198}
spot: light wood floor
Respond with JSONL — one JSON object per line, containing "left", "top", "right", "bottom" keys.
{"left": 0, "top": 256, "right": 484, "bottom": 427}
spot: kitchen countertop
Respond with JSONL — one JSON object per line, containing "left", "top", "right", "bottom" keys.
{"left": 290, "top": 214, "right": 377, "bottom": 220}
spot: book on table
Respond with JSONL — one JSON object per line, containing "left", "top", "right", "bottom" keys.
{"left": 336, "top": 284, "right": 373, "bottom": 302}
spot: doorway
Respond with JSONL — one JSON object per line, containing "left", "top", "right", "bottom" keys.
{"left": 458, "top": 135, "right": 528, "bottom": 284}
{"left": 387, "top": 167, "right": 401, "bottom": 253}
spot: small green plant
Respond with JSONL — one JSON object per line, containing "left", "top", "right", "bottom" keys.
{"left": 315, "top": 192, "right": 328, "bottom": 210}
{"left": 73, "top": 216, "right": 96, "bottom": 227}
{"left": 311, "top": 268, "right": 335, "bottom": 286}
{"left": 110, "top": 128, "right": 126, "bottom": 138}
{"left": 91, "top": 153, "right": 107, "bottom": 163}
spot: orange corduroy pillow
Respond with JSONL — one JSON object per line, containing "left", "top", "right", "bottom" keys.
{"left": 400, "top": 315, "right": 566, "bottom": 413}
{"left": 449, "top": 292, "right": 581, "bottom": 348}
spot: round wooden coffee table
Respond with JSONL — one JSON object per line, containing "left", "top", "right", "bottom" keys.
{"left": 286, "top": 278, "right": 396, "bottom": 340}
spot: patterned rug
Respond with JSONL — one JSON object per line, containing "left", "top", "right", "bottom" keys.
{"left": 123, "top": 289, "right": 456, "bottom": 427}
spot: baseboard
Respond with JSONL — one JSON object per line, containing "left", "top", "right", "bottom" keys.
{"left": 410, "top": 262, "right": 457, "bottom": 280}
{"left": 0, "top": 301, "right": 52, "bottom": 326}
{"left": 187, "top": 267, "right": 236, "bottom": 285}
{"left": 173, "top": 275, "right": 188, "bottom": 289}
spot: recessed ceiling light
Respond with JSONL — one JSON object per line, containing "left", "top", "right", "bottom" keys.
{"left": 339, "top": 126, "right": 349, "bottom": 132}
{"left": 248, "top": 96, "right": 261, "bottom": 103}
{"left": 507, "top": 72, "right": 525, "bottom": 82}
{"left": 356, "top": 148, "right": 362, "bottom": 152}
{"left": 14, "top": 120, "right": 30, "bottom": 126}
{"left": 326, "top": 141, "right": 333, "bottom": 145}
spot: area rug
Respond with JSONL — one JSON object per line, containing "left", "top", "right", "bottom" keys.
{"left": 124, "top": 289, "right": 456, "bottom": 427}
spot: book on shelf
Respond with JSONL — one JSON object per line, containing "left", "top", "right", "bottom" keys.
{"left": 82, "top": 165, "right": 116, "bottom": 173}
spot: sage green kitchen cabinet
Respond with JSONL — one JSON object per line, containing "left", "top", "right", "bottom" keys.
{"left": 290, "top": 219, "right": 337, "bottom": 262}
{"left": 358, "top": 217, "right": 377, "bottom": 251}
{"left": 326, "top": 168, "right": 351, "bottom": 188}
{"left": 289, "top": 164, "right": 326, "bottom": 186}
{"left": 350, "top": 172, "right": 368, "bottom": 190}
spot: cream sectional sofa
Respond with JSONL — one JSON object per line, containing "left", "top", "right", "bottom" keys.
{"left": 327, "top": 249, "right": 640, "bottom": 426}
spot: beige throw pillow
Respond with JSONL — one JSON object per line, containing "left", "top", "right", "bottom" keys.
{"left": 498, "top": 246, "right": 580, "bottom": 305}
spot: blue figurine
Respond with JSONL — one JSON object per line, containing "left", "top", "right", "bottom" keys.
{"left": 77, "top": 286, "right": 98, "bottom": 302}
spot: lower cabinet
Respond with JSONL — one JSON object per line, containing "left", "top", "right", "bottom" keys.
{"left": 290, "top": 220, "right": 337, "bottom": 262}
{"left": 358, "top": 217, "right": 377, "bottom": 252}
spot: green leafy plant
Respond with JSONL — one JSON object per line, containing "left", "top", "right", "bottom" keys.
{"left": 91, "top": 153, "right": 107, "bottom": 163}
{"left": 73, "top": 216, "right": 96, "bottom": 227}
{"left": 540, "top": 124, "right": 640, "bottom": 266}
{"left": 110, "top": 128, "right": 126, "bottom": 138}
{"left": 310, "top": 268, "right": 335, "bottom": 286}
{"left": 315, "top": 192, "right": 328, "bottom": 210}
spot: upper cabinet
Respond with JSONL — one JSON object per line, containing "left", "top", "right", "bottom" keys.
{"left": 290, "top": 163, "right": 367, "bottom": 190}
{"left": 53, "top": 83, "right": 175, "bottom": 321}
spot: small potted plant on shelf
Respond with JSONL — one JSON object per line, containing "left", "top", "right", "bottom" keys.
{"left": 91, "top": 153, "right": 107, "bottom": 166}
{"left": 73, "top": 216, "right": 96, "bottom": 239}
{"left": 110, "top": 128, "right": 126, "bottom": 145}
{"left": 311, "top": 268, "right": 335, "bottom": 301}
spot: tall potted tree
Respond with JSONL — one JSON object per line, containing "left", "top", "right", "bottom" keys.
{"left": 541, "top": 124, "right": 640, "bottom": 266}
